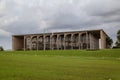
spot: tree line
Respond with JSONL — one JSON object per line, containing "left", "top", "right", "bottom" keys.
{"left": 115, "top": 30, "right": 120, "bottom": 48}
{"left": 106, "top": 29, "right": 120, "bottom": 48}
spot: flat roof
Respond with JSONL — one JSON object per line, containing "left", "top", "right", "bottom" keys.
{"left": 12, "top": 29, "right": 108, "bottom": 37}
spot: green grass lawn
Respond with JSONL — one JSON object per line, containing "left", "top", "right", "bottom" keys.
{"left": 0, "top": 49, "right": 120, "bottom": 80}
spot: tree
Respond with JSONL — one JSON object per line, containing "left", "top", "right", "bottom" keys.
{"left": 116, "top": 30, "right": 120, "bottom": 47}
{"left": 0, "top": 46, "right": 4, "bottom": 51}
{"left": 106, "top": 36, "right": 113, "bottom": 48}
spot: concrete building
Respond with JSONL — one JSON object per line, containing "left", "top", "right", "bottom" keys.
{"left": 12, "top": 29, "right": 109, "bottom": 51}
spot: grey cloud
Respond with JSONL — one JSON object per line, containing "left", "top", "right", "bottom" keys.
{"left": 84, "top": 0, "right": 120, "bottom": 16}
{"left": 0, "top": 36, "right": 11, "bottom": 49}
{"left": 0, "top": 0, "right": 120, "bottom": 49}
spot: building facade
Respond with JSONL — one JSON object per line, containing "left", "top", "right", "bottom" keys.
{"left": 12, "top": 29, "right": 108, "bottom": 51}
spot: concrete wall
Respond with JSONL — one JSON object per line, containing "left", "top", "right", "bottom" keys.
{"left": 89, "top": 33, "right": 99, "bottom": 49}
{"left": 12, "top": 36, "right": 24, "bottom": 50}
{"left": 100, "top": 30, "right": 106, "bottom": 49}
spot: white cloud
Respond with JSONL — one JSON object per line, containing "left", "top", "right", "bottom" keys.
{"left": 0, "top": 16, "right": 18, "bottom": 27}
{"left": 84, "top": 0, "right": 120, "bottom": 15}
{"left": 0, "top": 0, "right": 120, "bottom": 49}
{"left": 0, "top": 29, "right": 11, "bottom": 37}
{"left": 0, "top": 0, "right": 6, "bottom": 14}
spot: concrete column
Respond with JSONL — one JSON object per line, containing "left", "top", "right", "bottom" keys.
{"left": 24, "top": 36, "right": 26, "bottom": 51}
{"left": 37, "top": 36, "right": 39, "bottom": 50}
{"left": 78, "top": 33, "right": 81, "bottom": 49}
{"left": 44, "top": 35, "right": 46, "bottom": 51}
{"left": 71, "top": 34, "right": 74, "bottom": 50}
{"left": 89, "top": 33, "right": 92, "bottom": 49}
{"left": 64, "top": 34, "right": 66, "bottom": 50}
{"left": 50, "top": 35, "right": 52, "bottom": 50}
{"left": 86, "top": 32, "right": 89, "bottom": 49}
{"left": 100, "top": 30, "right": 106, "bottom": 49}
{"left": 30, "top": 36, "right": 32, "bottom": 50}
{"left": 57, "top": 34, "right": 60, "bottom": 50}
{"left": 80, "top": 34, "right": 83, "bottom": 49}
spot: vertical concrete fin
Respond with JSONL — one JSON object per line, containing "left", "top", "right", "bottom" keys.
{"left": 100, "top": 30, "right": 106, "bottom": 49}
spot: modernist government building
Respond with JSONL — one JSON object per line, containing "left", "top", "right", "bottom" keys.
{"left": 12, "top": 29, "right": 109, "bottom": 51}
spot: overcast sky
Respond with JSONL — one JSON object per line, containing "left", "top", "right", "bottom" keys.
{"left": 0, "top": 0, "right": 120, "bottom": 50}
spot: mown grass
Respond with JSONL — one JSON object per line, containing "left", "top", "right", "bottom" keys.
{"left": 0, "top": 49, "right": 120, "bottom": 80}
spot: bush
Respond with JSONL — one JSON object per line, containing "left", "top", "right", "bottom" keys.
{"left": 0, "top": 46, "right": 4, "bottom": 51}
{"left": 112, "top": 46, "right": 120, "bottom": 49}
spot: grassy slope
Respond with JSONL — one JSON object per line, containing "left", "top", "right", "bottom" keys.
{"left": 0, "top": 49, "right": 120, "bottom": 80}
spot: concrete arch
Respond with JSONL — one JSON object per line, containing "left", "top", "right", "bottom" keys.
{"left": 58, "top": 34, "right": 64, "bottom": 50}
{"left": 45, "top": 35, "right": 51, "bottom": 50}
{"left": 80, "top": 33, "right": 87, "bottom": 49}
{"left": 25, "top": 36, "right": 31, "bottom": 50}
{"left": 65, "top": 34, "right": 72, "bottom": 49}
{"left": 72, "top": 33, "right": 79, "bottom": 49}
{"left": 38, "top": 36, "right": 44, "bottom": 50}
{"left": 38, "top": 36, "right": 44, "bottom": 42}
{"left": 31, "top": 36, "right": 37, "bottom": 50}
{"left": 51, "top": 35, "right": 57, "bottom": 50}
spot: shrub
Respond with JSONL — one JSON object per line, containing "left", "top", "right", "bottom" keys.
{"left": 0, "top": 46, "right": 4, "bottom": 51}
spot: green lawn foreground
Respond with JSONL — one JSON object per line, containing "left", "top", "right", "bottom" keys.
{"left": 0, "top": 49, "right": 120, "bottom": 80}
